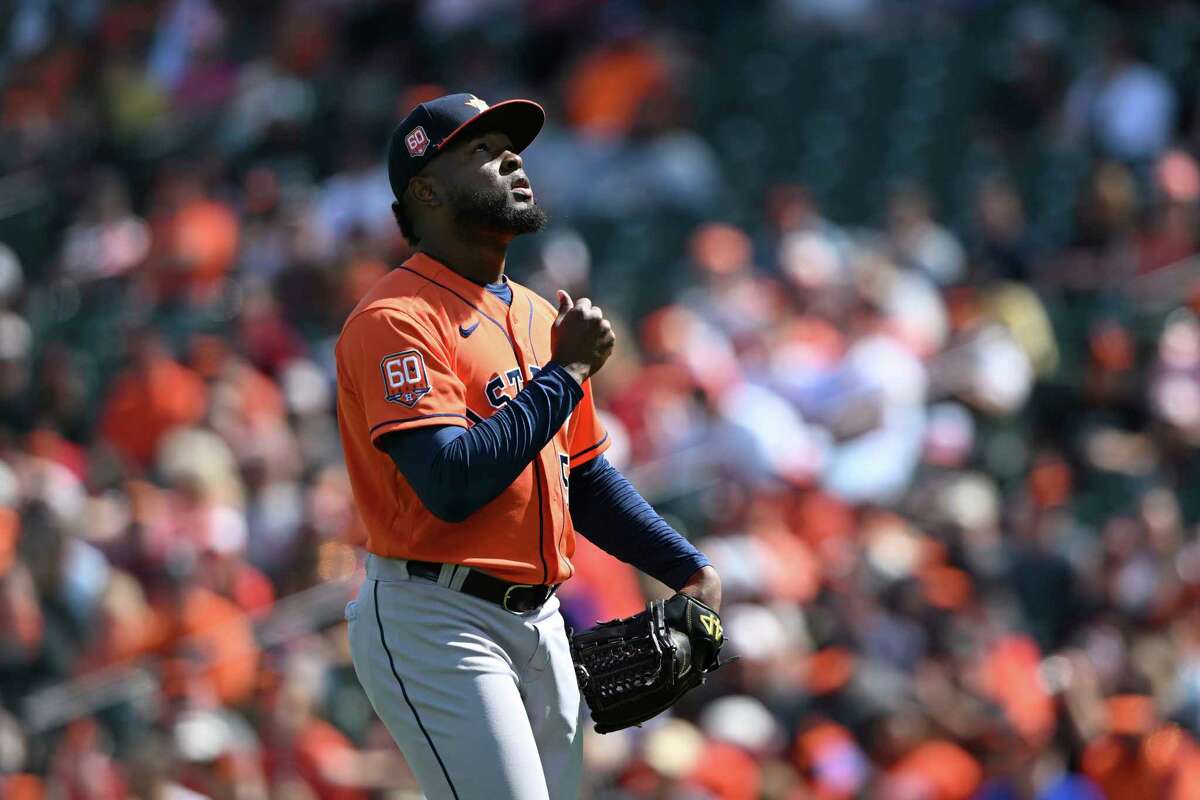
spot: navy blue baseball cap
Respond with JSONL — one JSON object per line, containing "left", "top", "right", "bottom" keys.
{"left": 387, "top": 92, "right": 545, "bottom": 201}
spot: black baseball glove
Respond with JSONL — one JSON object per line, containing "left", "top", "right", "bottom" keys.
{"left": 568, "top": 593, "right": 726, "bottom": 734}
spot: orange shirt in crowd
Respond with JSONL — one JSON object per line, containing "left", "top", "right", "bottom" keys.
{"left": 686, "top": 741, "right": 761, "bottom": 800}
{"left": 979, "top": 635, "right": 1055, "bottom": 746}
{"left": 293, "top": 720, "right": 368, "bottom": 800}
{"left": 564, "top": 41, "right": 668, "bottom": 138}
{"left": 172, "top": 198, "right": 239, "bottom": 293}
{"left": 1083, "top": 722, "right": 1200, "bottom": 800}
{"left": 178, "top": 586, "right": 260, "bottom": 705}
{"left": 0, "top": 774, "right": 44, "bottom": 800}
{"left": 886, "top": 740, "right": 982, "bottom": 800}
{"left": 99, "top": 356, "right": 207, "bottom": 468}
{"left": 0, "top": 507, "right": 17, "bottom": 577}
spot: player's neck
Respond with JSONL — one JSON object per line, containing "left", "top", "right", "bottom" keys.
{"left": 419, "top": 232, "right": 509, "bottom": 285}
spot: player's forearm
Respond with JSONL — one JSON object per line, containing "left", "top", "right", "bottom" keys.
{"left": 381, "top": 362, "right": 584, "bottom": 522}
{"left": 569, "top": 455, "right": 711, "bottom": 590}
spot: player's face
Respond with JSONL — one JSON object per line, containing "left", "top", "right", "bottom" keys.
{"left": 439, "top": 131, "right": 547, "bottom": 237}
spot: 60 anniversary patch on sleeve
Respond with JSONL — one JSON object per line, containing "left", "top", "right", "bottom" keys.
{"left": 381, "top": 350, "right": 432, "bottom": 407}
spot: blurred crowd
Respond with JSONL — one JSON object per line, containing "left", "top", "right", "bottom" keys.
{"left": 2, "top": 0, "right": 1200, "bottom": 799}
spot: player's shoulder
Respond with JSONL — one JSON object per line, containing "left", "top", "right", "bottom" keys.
{"left": 339, "top": 267, "right": 451, "bottom": 345}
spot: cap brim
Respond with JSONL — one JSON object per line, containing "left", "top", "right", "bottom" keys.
{"left": 437, "top": 99, "right": 546, "bottom": 155}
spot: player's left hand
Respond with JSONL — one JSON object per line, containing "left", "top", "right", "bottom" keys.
{"left": 569, "top": 588, "right": 728, "bottom": 733}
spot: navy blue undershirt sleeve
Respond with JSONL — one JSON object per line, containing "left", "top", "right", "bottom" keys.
{"left": 568, "top": 455, "right": 710, "bottom": 590}
{"left": 379, "top": 362, "right": 583, "bottom": 523}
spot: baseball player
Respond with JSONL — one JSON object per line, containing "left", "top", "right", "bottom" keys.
{"left": 335, "top": 93, "right": 721, "bottom": 800}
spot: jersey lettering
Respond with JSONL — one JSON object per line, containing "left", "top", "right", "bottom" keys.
{"left": 485, "top": 375, "right": 508, "bottom": 407}
{"left": 484, "top": 365, "right": 538, "bottom": 409}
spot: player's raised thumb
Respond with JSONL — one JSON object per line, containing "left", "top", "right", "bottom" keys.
{"left": 556, "top": 290, "right": 573, "bottom": 318}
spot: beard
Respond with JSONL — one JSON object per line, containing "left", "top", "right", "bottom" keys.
{"left": 449, "top": 184, "right": 548, "bottom": 237}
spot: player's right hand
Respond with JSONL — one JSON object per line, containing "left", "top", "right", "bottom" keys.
{"left": 551, "top": 290, "right": 615, "bottom": 383}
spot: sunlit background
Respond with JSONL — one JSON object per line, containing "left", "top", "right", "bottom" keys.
{"left": 2, "top": 1, "right": 1200, "bottom": 798}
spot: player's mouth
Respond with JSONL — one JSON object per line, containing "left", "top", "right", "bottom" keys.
{"left": 511, "top": 177, "right": 533, "bottom": 201}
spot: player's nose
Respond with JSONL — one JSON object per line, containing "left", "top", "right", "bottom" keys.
{"left": 500, "top": 149, "right": 523, "bottom": 174}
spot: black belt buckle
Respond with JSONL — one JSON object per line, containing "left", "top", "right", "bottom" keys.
{"left": 502, "top": 583, "right": 554, "bottom": 614}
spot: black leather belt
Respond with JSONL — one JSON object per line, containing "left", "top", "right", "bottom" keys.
{"left": 406, "top": 560, "right": 558, "bottom": 614}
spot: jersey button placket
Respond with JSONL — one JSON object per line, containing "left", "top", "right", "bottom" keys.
{"left": 506, "top": 303, "right": 556, "bottom": 584}
{"left": 513, "top": 304, "right": 571, "bottom": 574}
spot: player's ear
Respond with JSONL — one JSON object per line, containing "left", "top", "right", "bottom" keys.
{"left": 408, "top": 176, "right": 440, "bottom": 209}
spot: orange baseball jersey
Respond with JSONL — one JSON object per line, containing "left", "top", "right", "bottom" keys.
{"left": 335, "top": 253, "right": 610, "bottom": 586}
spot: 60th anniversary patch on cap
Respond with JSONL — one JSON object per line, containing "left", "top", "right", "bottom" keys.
{"left": 387, "top": 93, "right": 545, "bottom": 200}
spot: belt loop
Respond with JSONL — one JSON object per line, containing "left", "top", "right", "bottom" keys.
{"left": 366, "top": 555, "right": 411, "bottom": 582}
{"left": 448, "top": 565, "right": 470, "bottom": 591}
{"left": 436, "top": 563, "right": 455, "bottom": 587}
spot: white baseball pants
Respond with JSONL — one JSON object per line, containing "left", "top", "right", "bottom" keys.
{"left": 345, "top": 554, "right": 583, "bottom": 800}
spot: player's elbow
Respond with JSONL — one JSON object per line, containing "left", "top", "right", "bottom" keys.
{"left": 429, "top": 504, "right": 471, "bottom": 524}
{"left": 421, "top": 495, "right": 475, "bottom": 524}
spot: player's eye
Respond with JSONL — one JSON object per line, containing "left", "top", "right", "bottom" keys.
{"left": 474, "top": 142, "right": 490, "bottom": 154}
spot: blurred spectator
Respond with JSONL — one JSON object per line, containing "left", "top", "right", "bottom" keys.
{"left": 314, "top": 139, "right": 396, "bottom": 247}
{"left": 1139, "top": 149, "right": 1200, "bottom": 273}
{"left": 1063, "top": 32, "right": 1178, "bottom": 163}
{"left": 564, "top": 30, "right": 670, "bottom": 140}
{"left": 970, "top": 174, "right": 1037, "bottom": 283}
{"left": 98, "top": 332, "right": 207, "bottom": 470}
{"left": 887, "top": 183, "right": 967, "bottom": 287}
{"left": 774, "top": 0, "right": 881, "bottom": 34}
{"left": 59, "top": 171, "right": 150, "bottom": 284}
{"left": 985, "top": 5, "right": 1068, "bottom": 141}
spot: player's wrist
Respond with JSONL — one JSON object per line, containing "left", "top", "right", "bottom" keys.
{"left": 678, "top": 565, "right": 722, "bottom": 612}
{"left": 549, "top": 359, "right": 589, "bottom": 387}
